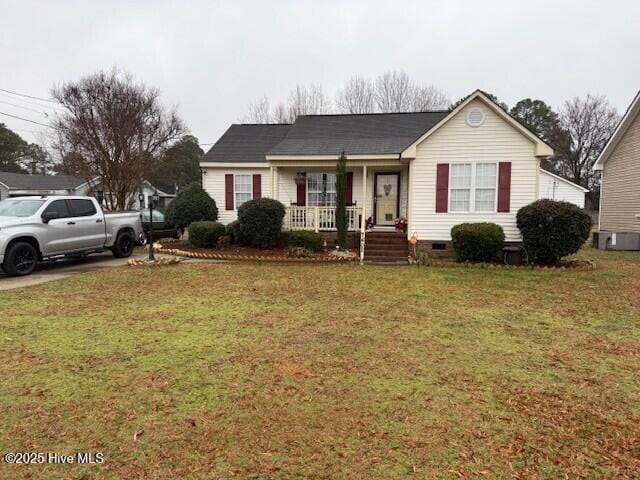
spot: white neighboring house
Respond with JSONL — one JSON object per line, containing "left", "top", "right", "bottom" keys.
{"left": 200, "top": 90, "right": 555, "bottom": 259}
{"left": 538, "top": 169, "right": 588, "bottom": 208}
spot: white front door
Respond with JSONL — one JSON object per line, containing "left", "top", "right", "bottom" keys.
{"left": 375, "top": 173, "right": 399, "bottom": 225}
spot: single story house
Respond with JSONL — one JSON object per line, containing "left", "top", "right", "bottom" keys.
{"left": 201, "top": 90, "right": 555, "bottom": 260}
{"left": 594, "top": 89, "right": 640, "bottom": 250}
{"left": 0, "top": 172, "right": 174, "bottom": 212}
{"left": 0, "top": 172, "right": 93, "bottom": 199}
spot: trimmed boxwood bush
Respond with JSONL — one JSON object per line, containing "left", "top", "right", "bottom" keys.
{"left": 451, "top": 222, "right": 505, "bottom": 262}
{"left": 165, "top": 183, "right": 218, "bottom": 230}
{"left": 237, "top": 198, "right": 286, "bottom": 248}
{"left": 288, "top": 230, "right": 322, "bottom": 251}
{"left": 189, "top": 221, "right": 226, "bottom": 248}
{"left": 517, "top": 199, "right": 591, "bottom": 263}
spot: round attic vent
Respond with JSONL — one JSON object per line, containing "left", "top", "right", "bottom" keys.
{"left": 466, "top": 108, "right": 485, "bottom": 127}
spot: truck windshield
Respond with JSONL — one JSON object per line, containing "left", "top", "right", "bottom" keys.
{"left": 0, "top": 198, "right": 46, "bottom": 217}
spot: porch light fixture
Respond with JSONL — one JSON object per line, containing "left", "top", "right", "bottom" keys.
{"left": 294, "top": 172, "right": 306, "bottom": 185}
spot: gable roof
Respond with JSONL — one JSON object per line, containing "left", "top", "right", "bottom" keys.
{"left": 401, "top": 90, "right": 554, "bottom": 158}
{"left": 266, "top": 111, "right": 449, "bottom": 157}
{"left": 0, "top": 172, "right": 86, "bottom": 190}
{"left": 594, "top": 89, "right": 640, "bottom": 171}
{"left": 202, "top": 124, "right": 291, "bottom": 163}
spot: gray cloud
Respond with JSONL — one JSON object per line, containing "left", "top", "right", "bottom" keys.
{"left": 1, "top": 0, "right": 638, "bottom": 147}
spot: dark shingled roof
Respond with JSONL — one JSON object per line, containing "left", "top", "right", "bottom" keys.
{"left": 0, "top": 172, "right": 86, "bottom": 190}
{"left": 268, "top": 111, "right": 449, "bottom": 156}
{"left": 202, "top": 111, "right": 451, "bottom": 162}
{"left": 202, "top": 124, "right": 291, "bottom": 163}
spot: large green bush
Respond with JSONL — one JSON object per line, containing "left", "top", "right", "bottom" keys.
{"left": 188, "top": 221, "right": 226, "bottom": 248}
{"left": 288, "top": 230, "right": 323, "bottom": 251}
{"left": 451, "top": 222, "right": 505, "bottom": 262}
{"left": 237, "top": 198, "right": 286, "bottom": 248}
{"left": 165, "top": 183, "right": 218, "bottom": 230}
{"left": 516, "top": 199, "right": 591, "bottom": 263}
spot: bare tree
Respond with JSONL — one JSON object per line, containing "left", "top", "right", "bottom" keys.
{"left": 374, "top": 70, "right": 413, "bottom": 112}
{"left": 547, "top": 94, "right": 619, "bottom": 189}
{"left": 335, "top": 76, "right": 375, "bottom": 114}
{"left": 52, "top": 69, "right": 185, "bottom": 210}
{"left": 410, "top": 84, "right": 450, "bottom": 111}
{"left": 287, "top": 84, "right": 330, "bottom": 119}
{"left": 244, "top": 95, "right": 272, "bottom": 123}
{"left": 271, "top": 102, "right": 291, "bottom": 123}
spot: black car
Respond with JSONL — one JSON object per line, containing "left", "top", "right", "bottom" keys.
{"left": 141, "top": 209, "right": 180, "bottom": 243}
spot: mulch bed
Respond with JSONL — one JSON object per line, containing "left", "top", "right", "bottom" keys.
{"left": 156, "top": 242, "right": 356, "bottom": 263}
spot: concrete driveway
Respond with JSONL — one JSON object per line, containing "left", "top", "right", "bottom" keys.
{"left": 0, "top": 252, "right": 146, "bottom": 291}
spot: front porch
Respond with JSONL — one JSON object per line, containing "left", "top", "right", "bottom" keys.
{"left": 270, "top": 161, "right": 409, "bottom": 235}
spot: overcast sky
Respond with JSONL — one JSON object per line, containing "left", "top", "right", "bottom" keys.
{"left": 1, "top": 0, "right": 639, "bottom": 149}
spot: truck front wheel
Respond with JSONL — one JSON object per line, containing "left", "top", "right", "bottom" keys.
{"left": 3, "top": 241, "right": 38, "bottom": 277}
{"left": 112, "top": 231, "right": 135, "bottom": 258}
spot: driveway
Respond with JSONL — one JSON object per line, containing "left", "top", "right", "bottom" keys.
{"left": 0, "top": 252, "right": 146, "bottom": 291}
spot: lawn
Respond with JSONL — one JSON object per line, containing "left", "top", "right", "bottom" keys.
{"left": 1, "top": 248, "right": 639, "bottom": 479}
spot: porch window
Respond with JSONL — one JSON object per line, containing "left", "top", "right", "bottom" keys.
{"left": 234, "top": 175, "right": 252, "bottom": 208}
{"left": 307, "top": 173, "right": 337, "bottom": 206}
{"left": 448, "top": 163, "right": 497, "bottom": 213}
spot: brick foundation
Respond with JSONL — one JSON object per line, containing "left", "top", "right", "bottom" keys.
{"left": 412, "top": 240, "right": 523, "bottom": 259}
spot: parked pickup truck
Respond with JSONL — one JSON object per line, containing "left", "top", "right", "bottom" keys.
{"left": 0, "top": 196, "right": 144, "bottom": 277}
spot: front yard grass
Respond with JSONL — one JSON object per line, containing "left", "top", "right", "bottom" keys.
{"left": 1, "top": 248, "right": 639, "bottom": 479}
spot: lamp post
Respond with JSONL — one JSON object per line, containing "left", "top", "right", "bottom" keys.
{"left": 147, "top": 190, "right": 160, "bottom": 261}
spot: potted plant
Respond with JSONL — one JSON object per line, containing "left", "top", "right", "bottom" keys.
{"left": 395, "top": 217, "right": 408, "bottom": 233}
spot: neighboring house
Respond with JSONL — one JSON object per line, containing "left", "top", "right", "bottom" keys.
{"left": 0, "top": 172, "right": 174, "bottom": 212}
{"left": 538, "top": 169, "right": 588, "bottom": 208}
{"left": 201, "top": 90, "right": 553, "bottom": 259}
{"left": 0, "top": 172, "right": 93, "bottom": 199}
{"left": 594, "top": 89, "right": 640, "bottom": 250}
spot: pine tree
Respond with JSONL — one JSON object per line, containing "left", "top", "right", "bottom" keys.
{"left": 335, "top": 152, "right": 347, "bottom": 248}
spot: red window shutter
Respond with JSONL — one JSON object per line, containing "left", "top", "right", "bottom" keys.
{"left": 252, "top": 174, "right": 261, "bottom": 199}
{"left": 435, "top": 163, "right": 449, "bottom": 213}
{"left": 346, "top": 172, "right": 353, "bottom": 205}
{"left": 225, "top": 174, "right": 234, "bottom": 210}
{"left": 497, "top": 162, "right": 512, "bottom": 212}
{"left": 296, "top": 173, "right": 306, "bottom": 206}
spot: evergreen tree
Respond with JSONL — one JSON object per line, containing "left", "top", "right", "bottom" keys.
{"left": 335, "top": 152, "right": 347, "bottom": 248}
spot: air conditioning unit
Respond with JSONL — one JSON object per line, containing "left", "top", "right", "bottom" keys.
{"left": 597, "top": 231, "right": 640, "bottom": 251}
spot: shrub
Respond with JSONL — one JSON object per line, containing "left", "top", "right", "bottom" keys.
{"left": 516, "top": 199, "right": 591, "bottom": 263}
{"left": 165, "top": 183, "right": 218, "bottom": 230}
{"left": 226, "top": 220, "right": 244, "bottom": 245}
{"left": 288, "top": 230, "right": 323, "bottom": 251}
{"left": 451, "top": 222, "right": 505, "bottom": 262}
{"left": 237, "top": 198, "right": 286, "bottom": 248}
{"left": 188, "top": 221, "right": 226, "bottom": 248}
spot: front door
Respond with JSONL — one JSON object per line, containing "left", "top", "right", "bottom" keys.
{"left": 374, "top": 173, "right": 399, "bottom": 225}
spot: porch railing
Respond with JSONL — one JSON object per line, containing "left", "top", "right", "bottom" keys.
{"left": 284, "top": 206, "right": 361, "bottom": 232}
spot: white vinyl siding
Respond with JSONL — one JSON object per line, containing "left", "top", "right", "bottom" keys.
{"left": 234, "top": 174, "right": 252, "bottom": 208}
{"left": 409, "top": 99, "right": 539, "bottom": 242}
{"left": 538, "top": 170, "right": 586, "bottom": 208}
{"left": 202, "top": 167, "right": 270, "bottom": 224}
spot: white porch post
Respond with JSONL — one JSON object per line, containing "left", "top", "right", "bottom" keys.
{"left": 360, "top": 165, "right": 367, "bottom": 264}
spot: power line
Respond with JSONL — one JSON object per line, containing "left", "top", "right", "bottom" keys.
{"left": 0, "top": 99, "right": 50, "bottom": 116}
{"left": 0, "top": 92, "right": 60, "bottom": 110}
{"left": 0, "top": 111, "right": 54, "bottom": 128}
{"left": 0, "top": 87, "right": 59, "bottom": 104}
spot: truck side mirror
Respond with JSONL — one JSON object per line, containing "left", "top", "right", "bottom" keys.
{"left": 41, "top": 211, "right": 59, "bottom": 224}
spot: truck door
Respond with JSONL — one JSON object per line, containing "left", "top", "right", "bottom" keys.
{"left": 67, "top": 199, "right": 106, "bottom": 250}
{"left": 40, "top": 199, "right": 80, "bottom": 255}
